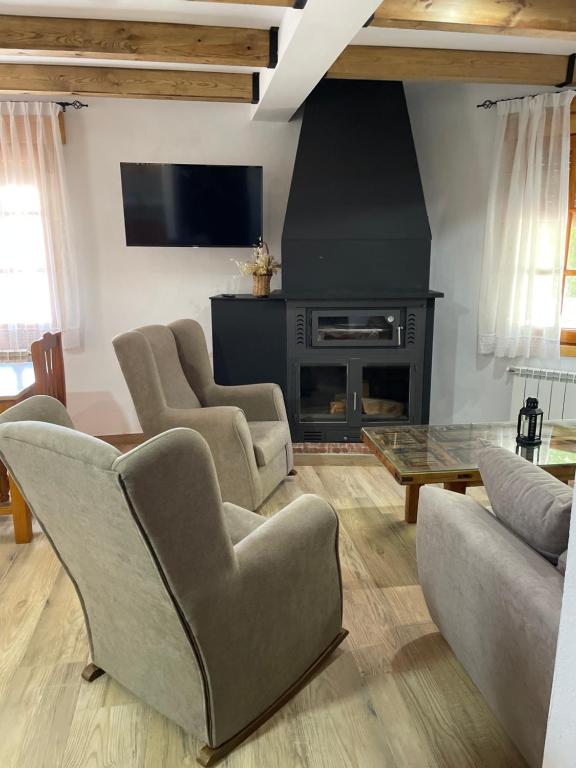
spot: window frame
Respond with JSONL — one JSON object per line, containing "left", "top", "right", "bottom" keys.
{"left": 561, "top": 121, "right": 576, "bottom": 353}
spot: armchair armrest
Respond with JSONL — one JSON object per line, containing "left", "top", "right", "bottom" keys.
{"left": 191, "top": 494, "right": 344, "bottom": 745}
{"left": 162, "top": 406, "right": 260, "bottom": 509}
{"left": 234, "top": 493, "right": 343, "bottom": 632}
{"left": 204, "top": 382, "right": 288, "bottom": 423}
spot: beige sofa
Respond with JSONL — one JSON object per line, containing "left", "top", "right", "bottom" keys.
{"left": 417, "top": 484, "right": 565, "bottom": 768}
{"left": 113, "top": 319, "right": 293, "bottom": 510}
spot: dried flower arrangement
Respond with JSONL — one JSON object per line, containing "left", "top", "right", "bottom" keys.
{"left": 235, "top": 242, "right": 281, "bottom": 296}
{"left": 235, "top": 241, "right": 281, "bottom": 277}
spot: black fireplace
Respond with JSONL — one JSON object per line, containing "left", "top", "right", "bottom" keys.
{"left": 211, "top": 291, "right": 439, "bottom": 442}
{"left": 211, "top": 79, "right": 442, "bottom": 443}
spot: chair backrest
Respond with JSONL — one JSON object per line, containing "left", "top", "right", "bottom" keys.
{"left": 169, "top": 319, "right": 215, "bottom": 398}
{"left": 113, "top": 324, "right": 202, "bottom": 434}
{"left": 31, "top": 331, "right": 66, "bottom": 405}
{"left": 0, "top": 396, "right": 234, "bottom": 743}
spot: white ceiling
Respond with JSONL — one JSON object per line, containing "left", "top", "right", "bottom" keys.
{"left": 354, "top": 26, "right": 576, "bottom": 56}
{"left": 0, "top": 0, "right": 286, "bottom": 28}
{"left": 0, "top": 54, "right": 269, "bottom": 74}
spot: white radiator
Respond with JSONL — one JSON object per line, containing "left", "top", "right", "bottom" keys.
{"left": 508, "top": 366, "right": 576, "bottom": 419}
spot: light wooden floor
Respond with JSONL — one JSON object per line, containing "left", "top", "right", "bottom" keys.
{"left": 0, "top": 458, "right": 527, "bottom": 768}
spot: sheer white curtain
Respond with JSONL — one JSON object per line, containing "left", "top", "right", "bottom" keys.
{"left": 0, "top": 101, "right": 80, "bottom": 359}
{"left": 478, "top": 91, "right": 574, "bottom": 359}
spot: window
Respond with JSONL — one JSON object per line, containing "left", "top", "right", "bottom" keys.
{"left": 0, "top": 102, "right": 80, "bottom": 358}
{"left": 0, "top": 181, "right": 52, "bottom": 359}
{"left": 561, "top": 128, "right": 576, "bottom": 351}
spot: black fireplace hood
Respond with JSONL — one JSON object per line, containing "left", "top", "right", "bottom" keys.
{"left": 282, "top": 79, "right": 432, "bottom": 298}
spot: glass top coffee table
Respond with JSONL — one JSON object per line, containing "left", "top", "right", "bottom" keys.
{"left": 362, "top": 422, "right": 576, "bottom": 524}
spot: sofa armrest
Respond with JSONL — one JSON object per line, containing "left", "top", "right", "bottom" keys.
{"left": 417, "top": 485, "right": 563, "bottom": 768}
{"left": 162, "top": 406, "right": 260, "bottom": 509}
{"left": 204, "top": 383, "right": 288, "bottom": 423}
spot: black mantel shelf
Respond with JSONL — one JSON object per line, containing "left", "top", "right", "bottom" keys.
{"left": 211, "top": 290, "right": 444, "bottom": 301}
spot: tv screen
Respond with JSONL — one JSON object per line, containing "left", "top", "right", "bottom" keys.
{"left": 120, "top": 162, "right": 263, "bottom": 247}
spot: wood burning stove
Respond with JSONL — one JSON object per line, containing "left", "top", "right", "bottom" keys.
{"left": 211, "top": 292, "right": 440, "bottom": 443}
{"left": 285, "top": 297, "right": 434, "bottom": 442}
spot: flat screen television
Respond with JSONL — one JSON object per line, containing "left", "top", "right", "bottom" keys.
{"left": 120, "top": 162, "right": 263, "bottom": 247}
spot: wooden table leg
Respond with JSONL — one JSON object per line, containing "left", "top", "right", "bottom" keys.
{"left": 9, "top": 476, "right": 32, "bottom": 544}
{"left": 0, "top": 462, "right": 9, "bottom": 503}
{"left": 405, "top": 485, "right": 421, "bottom": 524}
{"left": 444, "top": 482, "right": 468, "bottom": 494}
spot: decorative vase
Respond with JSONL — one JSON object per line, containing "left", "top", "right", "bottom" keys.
{"left": 253, "top": 274, "right": 271, "bottom": 297}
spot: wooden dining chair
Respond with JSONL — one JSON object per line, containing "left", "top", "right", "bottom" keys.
{"left": 0, "top": 332, "right": 65, "bottom": 541}
{"left": 31, "top": 331, "right": 66, "bottom": 405}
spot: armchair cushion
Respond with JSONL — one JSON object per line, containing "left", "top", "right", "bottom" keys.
{"left": 248, "top": 420, "right": 291, "bottom": 467}
{"left": 222, "top": 502, "right": 266, "bottom": 545}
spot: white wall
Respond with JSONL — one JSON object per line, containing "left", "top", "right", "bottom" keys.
{"left": 63, "top": 98, "right": 300, "bottom": 434}
{"left": 62, "top": 84, "right": 565, "bottom": 434}
{"left": 404, "top": 82, "right": 561, "bottom": 425}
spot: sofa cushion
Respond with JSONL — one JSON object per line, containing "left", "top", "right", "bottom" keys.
{"left": 248, "top": 421, "right": 291, "bottom": 467}
{"left": 478, "top": 444, "right": 572, "bottom": 563}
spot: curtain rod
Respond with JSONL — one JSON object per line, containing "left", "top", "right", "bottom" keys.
{"left": 1, "top": 99, "right": 88, "bottom": 112}
{"left": 476, "top": 88, "right": 575, "bottom": 110}
{"left": 55, "top": 101, "right": 88, "bottom": 112}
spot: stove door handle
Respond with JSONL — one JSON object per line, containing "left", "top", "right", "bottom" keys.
{"left": 397, "top": 325, "right": 404, "bottom": 346}
{"left": 353, "top": 391, "right": 358, "bottom": 412}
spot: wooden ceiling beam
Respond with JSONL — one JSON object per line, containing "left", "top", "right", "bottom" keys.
{"left": 0, "top": 14, "right": 272, "bottom": 68}
{"left": 192, "top": 0, "right": 293, "bottom": 5}
{"left": 0, "top": 63, "right": 256, "bottom": 102}
{"left": 328, "top": 46, "right": 570, "bottom": 86}
{"left": 372, "top": 0, "right": 576, "bottom": 37}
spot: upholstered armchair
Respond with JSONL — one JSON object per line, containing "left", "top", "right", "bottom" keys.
{"left": 113, "top": 319, "right": 293, "bottom": 510}
{"left": 0, "top": 396, "right": 346, "bottom": 766}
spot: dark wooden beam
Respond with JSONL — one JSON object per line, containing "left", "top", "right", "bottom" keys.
{"left": 0, "top": 63, "right": 256, "bottom": 102}
{"left": 328, "top": 46, "right": 570, "bottom": 86}
{"left": 372, "top": 0, "right": 576, "bottom": 37}
{"left": 0, "top": 14, "right": 271, "bottom": 67}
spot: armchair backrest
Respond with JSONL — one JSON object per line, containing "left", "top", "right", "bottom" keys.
{"left": 169, "top": 318, "right": 215, "bottom": 398}
{"left": 0, "top": 396, "right": 234, "bottom": 743}
{"left": 113, "top": 324, "right": 202, "bottom": 434}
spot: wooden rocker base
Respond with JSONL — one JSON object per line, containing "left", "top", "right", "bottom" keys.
{"left": 81, "top": 663, "right": 106, "bottom": 683}
{"left": 197, "top": 628, "right": 348, "bottom": 767}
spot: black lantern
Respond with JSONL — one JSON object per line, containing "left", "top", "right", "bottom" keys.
{"left": 516, "top": 397, "right": 543, "bottom": 447}
{"left": 515, "top": 443, "right": 540, "bottom": 464}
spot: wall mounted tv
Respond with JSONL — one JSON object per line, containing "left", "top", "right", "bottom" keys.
{"left": 120, "top": 162, "right": 263, "bottom": 247}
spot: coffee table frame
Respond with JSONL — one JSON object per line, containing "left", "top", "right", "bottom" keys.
{"left": 362, "top": 430, "right": 575, "bottom": 524}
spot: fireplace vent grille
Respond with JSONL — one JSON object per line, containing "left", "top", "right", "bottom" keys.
{"left": 295, "top": 312, "right": 306, "bottom": 345}
{"left": 406, "top": 312, "right": 417, "bottom": 345}
{"left": 302, "top": 429, "right": 323, "bottom": 442}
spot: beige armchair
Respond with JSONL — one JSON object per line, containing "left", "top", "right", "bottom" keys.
{"left": 0, "top": 396, "right": 346, "bottom": 766}
{"left": 113, "top": 319, "right": 293, "bottom": 511}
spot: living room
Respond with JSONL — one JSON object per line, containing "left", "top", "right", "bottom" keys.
{"left": 0, "top": 1, "right": 575, "bottom": 767}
